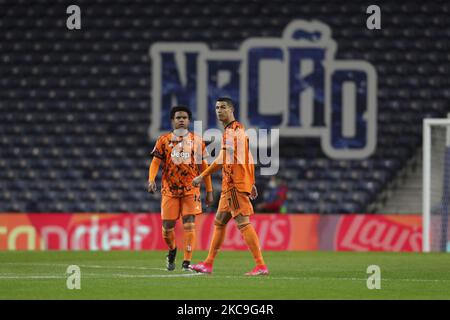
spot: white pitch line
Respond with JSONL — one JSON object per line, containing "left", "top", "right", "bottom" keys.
{"left": 0, "top": 275, "right": 66, "bottom": 279}
{"left": 0, "top": 272, "right": 205, "bottom": 280}
{"left": 1, "top": 264, "right": 450, "bottom": 283}
{"left": 77, "top": 264, "right": 168, "bottom": 271}
{"left": 207, "top": 275, "right": 450, "bottom": 282}
{"left": 0, "top": 271, "right": 450, "bottom": 283}
{"left": 111, "top": 273, "right": 205, "bottom": 278}
{"left": 1, "top": 262, "right": 167, "bottom": 271}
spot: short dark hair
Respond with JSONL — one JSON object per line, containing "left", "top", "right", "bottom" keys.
{"left": 170, "top": 105, "right": 192, "bottom": 119}
{"left": 216, "top": 97, "right": 234, "bottom": 109}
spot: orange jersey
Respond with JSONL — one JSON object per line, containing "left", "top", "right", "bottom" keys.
{"left": 221, "top": 121, "right": 255, "bottom": 194}
{"left": 151, "top": 132, "right": 206, "bottom": 197}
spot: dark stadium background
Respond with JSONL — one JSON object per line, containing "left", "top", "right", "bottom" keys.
{"left": 2, "top": 0, "right": 450, "bottom": 304}
{"left": 0, "top": 0, "right": 448, "bottom": 231}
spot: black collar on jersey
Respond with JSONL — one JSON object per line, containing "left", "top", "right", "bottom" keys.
{"left": 224, "top": 120, "right": 237, "bottom": 129}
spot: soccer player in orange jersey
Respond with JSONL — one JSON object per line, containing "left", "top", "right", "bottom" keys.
{"left": 190, "top": 97, "right": 269, "bottom": 276}
{"left": 147, "top": 105, "right": 213, "bottom": 271}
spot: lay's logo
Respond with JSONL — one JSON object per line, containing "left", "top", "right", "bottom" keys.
{"left": 150, "top": 20, "right": 377, "bottom": 159}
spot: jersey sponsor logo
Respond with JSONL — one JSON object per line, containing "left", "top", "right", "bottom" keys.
{"left": 170, "top": 150, "right": 190, "bottom": 159}
{"left": 150, "top": 20, "right": 377, "bottom": 159}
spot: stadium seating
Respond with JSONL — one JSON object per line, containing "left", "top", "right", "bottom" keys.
{"left": 0, "top": 0, "right": 449, "bottom": 213}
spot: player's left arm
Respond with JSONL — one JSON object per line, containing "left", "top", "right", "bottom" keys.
{"left": 200, "top": 160, "right": 213, "bottom": 192}
{"left": 250, "top": 179, "right": 258, "bottom": 200}
{"left": 247, "top": 135, "right": 258, "bottom": 200}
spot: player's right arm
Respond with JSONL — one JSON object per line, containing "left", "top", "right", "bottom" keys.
{"left": 147, "top": 157, "right": 161, "bottom": 193}
{"left": 148, "top": 137, "right": 165, "bottom": 193}
{"left": 192, "top": 150, "right": 224, "bottom": 187}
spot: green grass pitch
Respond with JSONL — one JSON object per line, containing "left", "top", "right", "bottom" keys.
{"left": 1, "top": 251, "right": 449, "bottom": 299}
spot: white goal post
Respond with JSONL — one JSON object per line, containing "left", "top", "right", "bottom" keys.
{"left": 422, "top": 117, "right": 450, "bottom": 252}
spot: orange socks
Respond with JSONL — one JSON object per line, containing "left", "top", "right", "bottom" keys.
{"left": 162, "top": 227, "right": 176, "bottom": 250}
{"left": 200, "top": 220, "right": 265, "bottom": 267}
{"left": 239, "top": 224, "right": 265, "bottom": 266}
{"left": 162, "top": 223, "right": 197, "bottom": 261}
{"left": 205, "top": 222, "right": 227, "bottom": 264}
{"left": 183, "top": 223, "right": 196, "bottom": 261}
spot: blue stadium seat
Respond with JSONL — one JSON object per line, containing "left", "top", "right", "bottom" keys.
{"left": 337, "top": 202, "right": 362, "bottom": 214}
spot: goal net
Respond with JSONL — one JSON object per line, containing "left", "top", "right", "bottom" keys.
{"left": 423, "top": 118, "right": 450, "bottom": 252}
